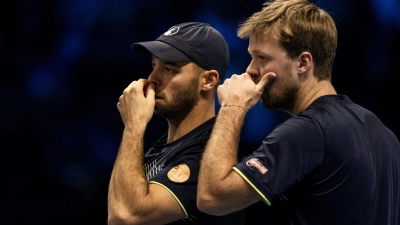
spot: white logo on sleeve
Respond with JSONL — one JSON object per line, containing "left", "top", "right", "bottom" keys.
{"left": 246, "top": 158, "right": 268, "bottom": 174}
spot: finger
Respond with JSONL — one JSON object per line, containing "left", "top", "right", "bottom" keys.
{"left": 256, "top": 72, "right": 276, "bottom": 93}
{"left": 239, "top": 73, "right": 254, "bottom": 83}
{"left": 241, "top": 73, "right": 252, "bottom": 79}
{"left": 145, "top": 83, "right": 155, "bottom": 99}
{"left": 125, "top": 81, "right": 136, "bottom": 91}
{"left": 133, "top": 79, "right": 145, "bottom": 90}
{"left": 136, "top": 79, "right": 151, "bottom": 96}
{"left": 224, "top": 74, "right": 240, "bottom": 82}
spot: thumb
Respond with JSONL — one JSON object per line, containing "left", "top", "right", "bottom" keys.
{"left": 145, "top": 83, "right": 155, "bottom": 99}
{"left": 256, "top": 72, "right": 276, "bottom": 93}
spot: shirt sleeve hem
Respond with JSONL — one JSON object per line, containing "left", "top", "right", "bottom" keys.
{"left": 149, "top": 181, "right": 189, "bottom": 218}
{"left": 232, "top": 167, "right": 272, "bottom": 206}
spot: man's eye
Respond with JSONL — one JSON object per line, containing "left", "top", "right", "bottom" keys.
{"left": 165, "top": 67, "right": 175, "bottom": 73}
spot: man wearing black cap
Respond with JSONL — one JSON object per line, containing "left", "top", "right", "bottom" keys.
{"left": 107, "top": 22, "right": 246, "bottom": 224}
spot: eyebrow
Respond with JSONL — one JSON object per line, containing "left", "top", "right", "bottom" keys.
{"left": 162, "top": 61, "right": 180, "bottom": 67}
{"left": 250, "top": 48, "right": 264, "bottom": 55}
{"left": 152, "top": 58, "right": 179, "bottom": 67}
{"left": 250, "top": 49, "right": 273, "bottom": 59}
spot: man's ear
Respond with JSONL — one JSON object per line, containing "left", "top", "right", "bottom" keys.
{"left": 202, "top": 70, "right": 219, "bottom": 91}
{"left": 297, "top": 51, "right": 312, "bottom": 74}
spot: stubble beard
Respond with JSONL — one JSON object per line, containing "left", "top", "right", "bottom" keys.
{"left": 260, "top": 68, "right": 299, "bottom": 112}
{"left": 154, "top": 77, "right": 200, "bottom": 120}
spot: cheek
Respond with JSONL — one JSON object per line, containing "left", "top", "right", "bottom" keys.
{"left": 267, "top": 72, "right": 286, "bottom": 92}
{"left": 162, "top": 80, "right": 185, "bottom": 98}
{"left": 165, "top": 82, "right": 182, "bottom": 97}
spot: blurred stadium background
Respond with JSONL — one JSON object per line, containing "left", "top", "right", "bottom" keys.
{"left": 1, "top": 0, "right": 399, "bottom": 224}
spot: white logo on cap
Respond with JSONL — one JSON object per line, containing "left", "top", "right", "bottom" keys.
{"left": 164, "top": 26, "right": 180, "bottom": 36}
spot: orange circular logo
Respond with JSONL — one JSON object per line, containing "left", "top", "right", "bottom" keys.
{"left": 167, "top": 164, "right": 190, "bottom": 183}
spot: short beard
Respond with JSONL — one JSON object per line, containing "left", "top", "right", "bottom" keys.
{"left": 154, "top": 75, "right": 200, "bottom": 120}
{"left": 261, "top": 84, "right": 298, "bottom": 112}
{"left": 260, "top": 66, "right": 299, "bottom": 112}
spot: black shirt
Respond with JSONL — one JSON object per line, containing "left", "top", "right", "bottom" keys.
{"left": 144, "top": 117, "right": 246, "bottom": 224}
{"left": 235, "top": 95, "right": 400, "bottom": 225}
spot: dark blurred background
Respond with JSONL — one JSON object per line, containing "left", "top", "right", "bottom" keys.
{"left": 1, "top": 0, "right": 399, "bottom": 224}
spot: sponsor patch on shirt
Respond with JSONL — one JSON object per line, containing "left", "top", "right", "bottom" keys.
{"left": 246, "top": 158, "right": 268, "bottom": 174}
{"left": 167, "top": 164, "right": 190, "bottom": 183}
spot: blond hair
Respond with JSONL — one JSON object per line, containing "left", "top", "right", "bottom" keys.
{"left": 238, "top": 0, "right": 337, "bottom": 81}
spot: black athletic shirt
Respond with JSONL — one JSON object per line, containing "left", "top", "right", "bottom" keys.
{"left": 235, "top": 95, "right": 400, "bottom": 225}
{"left": 144, "top": 117, "right": 246, "bottom": 224}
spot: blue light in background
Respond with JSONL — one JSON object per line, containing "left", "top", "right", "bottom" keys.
{"left": 59, "top": 0, "right": 100, "bottom": 30}
{"left": 55, "top": 33, "right": 86, "bottom": 66}
{"left": 26, "top": 69, "right": 57, "bottom": 100}
{"left": 370, "top": 0, "right": 400, "bottom": 27}
{"left": 85, "top": 125, "right": 119, "bottom": 173}
{"left": 25, "top": 33, "right": 85, "bottom": 102}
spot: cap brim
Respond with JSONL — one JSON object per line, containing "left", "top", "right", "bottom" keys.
{"left": 131, "top": 41, "right": 190, "bottom": 62}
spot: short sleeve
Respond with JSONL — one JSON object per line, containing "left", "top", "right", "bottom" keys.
{"left": 234, "top": 115, "right": 325, "bottom": 204}
{"left": 149, "top": 153, "right": 202, "bottom": 218}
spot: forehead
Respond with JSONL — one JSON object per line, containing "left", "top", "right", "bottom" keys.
{"left": 248, "top": 35, "right": 285, "bottom": 56}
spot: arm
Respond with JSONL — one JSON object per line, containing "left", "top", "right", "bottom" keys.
{"left": 108, "top": 79, "right": 184, "bottom": 225}
{"left": 197, "top": 73, "right": 273, "bottom": 216}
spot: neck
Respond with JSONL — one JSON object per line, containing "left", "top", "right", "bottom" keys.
{"left": 292, "top": 79, "right": 337, "bottom": 115}
{"left": 166, "top": 99, "right": 215, "bottom": 143}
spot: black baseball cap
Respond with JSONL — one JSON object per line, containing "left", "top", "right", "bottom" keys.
{"left": 131, "top": 22, "right": 230, "bottom": 77}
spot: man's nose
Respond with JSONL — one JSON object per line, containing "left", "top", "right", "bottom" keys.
{"left": 246, "top": 61, "right": 259, "bottom": 82}
{"left": 147, "top": 71, "right": 160, "bottom": 86}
